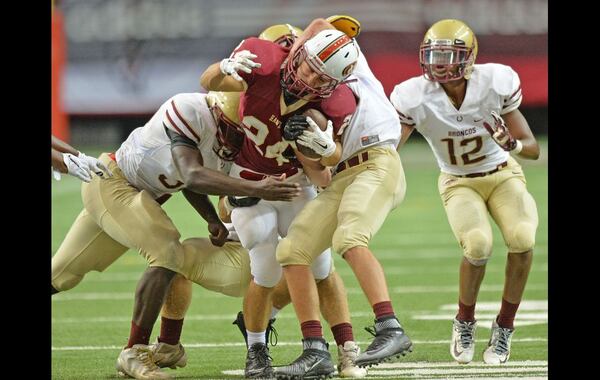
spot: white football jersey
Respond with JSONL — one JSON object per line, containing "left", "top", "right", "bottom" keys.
{"left": 116, "top": 93, "right": 220, "bottom": 199}
{"left": 390, "top": 63, "right": 522, "bottom": 176}
{"left": 340, "top": 44, "right": 401, "bottom": 162}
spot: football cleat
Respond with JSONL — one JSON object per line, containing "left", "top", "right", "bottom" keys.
{"left": 245, "top": 342, "right": 275, "bottom": 379}
{"left": 450, "top": 318, "right": 477, "bottom": 364}
{"left": 233, "top": 311, "right": 278, "bottom": 347}
{"left": 116, "top": 344, "right": 172, "bottom": 379}
{"left": 149, "top": 340, "right": 187, "bottom": 369}
{"left": 483, "top": 318, "right": 514, "bottom": 364}
{"left": 354, "top": 317, "right": 413, "bottom": 368}
{"left": 273, "top": 338, "right": 335, "bottom": 380}
{"left": 337, "top": 341, "right": 367, "bottom": 378}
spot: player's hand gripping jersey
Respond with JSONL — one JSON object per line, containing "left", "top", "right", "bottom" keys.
{"left": 232, "top": 38, "right": 357, "bottom": 176}
{"left": 390, "top": 63, "right": 522, "bottom": 176}
{"left": 116, "top": 93, "right": 221, "bottom": 198}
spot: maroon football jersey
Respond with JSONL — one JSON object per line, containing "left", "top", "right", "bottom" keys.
{"left": 233, "top": 38, "right": 357, "bottom": 175}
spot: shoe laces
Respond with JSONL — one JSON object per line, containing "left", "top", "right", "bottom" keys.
{"left": 455, "top": 321, "right": 475, "bottom": 349}
{"left": 491, "top": 327, "right": 513, "bottom": 355}
{"left": 250, "top": 344, "right": 273, "bottom": 367}
{"left": 267, "top": 319, "right": 278, "bottom": 347}
{"left": 339, "top": 344, "right": 359, "bottom": 369}
{"left": 363, "top": 325, "right": 395, "bottom": 351}
{"left": 134, "top": 347, "right": 160, "bottom": 371}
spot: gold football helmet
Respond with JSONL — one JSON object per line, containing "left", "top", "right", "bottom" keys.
{"left": 326, "top": 15, "right": 361, "bottom": 38}
{"left": 419, "top": 19, "right": 478, "bottom": 82}
{"left": 206, "top": 91, "right": 244, "bottom": 161}
{"left": 258, "top": 24, "right": 303, "bottom": 48}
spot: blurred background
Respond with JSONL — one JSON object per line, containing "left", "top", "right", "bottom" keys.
{"left": 52, "top": 0, "right": 547, "bottom": 147}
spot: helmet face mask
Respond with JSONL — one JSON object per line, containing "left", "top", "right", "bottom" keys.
{"left": 281, "top": 29, "right": 358, "bottom": 101}
{"left": 206, "top": 92, "right": 245, "bottom": 161}
{"left": 419, "top": 19, "right": 477, "bottom": 83}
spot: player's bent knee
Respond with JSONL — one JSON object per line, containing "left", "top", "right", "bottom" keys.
{"left": 52, "top": 272, "right": 84, "bottom": 292}
{"left": 276, "top": 237, "right": 313, "bottom": 266}
{"left": 332, "top": 227, "right": 369, "bottom": 256}
{"left": 461, "top": 229, "right": 492, "bottom": 265}
{"left": 508, "top": 222, "right": 536, "bottom": 253}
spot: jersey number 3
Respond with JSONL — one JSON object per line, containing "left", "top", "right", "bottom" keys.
{"left": 441, "top": 136, "right": 486, "bottom": 165}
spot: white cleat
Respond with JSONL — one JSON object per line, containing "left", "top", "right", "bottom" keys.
{"left": 450, "top": 318, "right": 477, "bottom": 364}
{"left": 338, "top": 341, "right": 368, "bottom": 378}
{"left": 149, "top": 341, "right": 187, "bottom": 369}
{"left": 116, "top": 344, "right": 172, "bottom": 379}
{"left": 483, "top": 319, "right": 514, "bottom": 364}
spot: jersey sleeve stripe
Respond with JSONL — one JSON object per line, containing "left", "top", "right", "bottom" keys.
{"left": 507, "top": 86, "right": 522, "bottom": 101}
{"left": 165, "top": 110, "right": 189, "bottom": 139}
{"left": 397, "top": 111, "right": 413, "bottom": 120}
{"left": 171, "top": 100, "right": 201, "bottom": 142}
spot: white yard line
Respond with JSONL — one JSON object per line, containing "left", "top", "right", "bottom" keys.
{"left": 51, "top": 284, "right": 547, "bottom": 301}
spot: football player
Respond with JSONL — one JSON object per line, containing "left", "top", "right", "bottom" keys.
{"left": 389, "top": 19, "right": 540, "bottom": 365}
{"left": 51, "top": 90, "right": 301, "bottom": 380}
{"left": 51, "top": 135, "right": 112, "bottom": 182}
{"left": 200, "top": 23, "right": 360, "bottom": 379}
{"left": 273, "top": 18, "right": 413, "bottom": 377}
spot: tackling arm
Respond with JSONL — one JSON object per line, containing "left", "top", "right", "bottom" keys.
{"left": 182, "top": 189, "right": 228, "bottom": 247}
{"left": 200, "top": 62, "right": 247, "bottom": 92}
{"left": 295, "top": 149, "right": 332, "bottom": 188}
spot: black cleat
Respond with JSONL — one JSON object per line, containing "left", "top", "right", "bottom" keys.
{"left": 273, "top": 338, "right": 335, "bottom": 380}
{"left": 354, "top": 316, "right": 413, "bottom": 368}
{"left": 245, "top": 342, "right": 275, "bottom": 379}
{"left": 233, "top": 311, "right": 278, "bottom": 347}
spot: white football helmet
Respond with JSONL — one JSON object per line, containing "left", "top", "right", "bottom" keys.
{"left": 282, "top": 29, "right": 359, "bottom": 100}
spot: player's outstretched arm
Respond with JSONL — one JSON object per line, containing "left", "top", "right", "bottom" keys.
{"left": 182, "top": 189, "right": 229, "bottom": 247}
{"left": 200, "top": 50, "right": 260, "bottom": 92}
{"left": 166, "top": 128, "right": 301, "bottom": 201}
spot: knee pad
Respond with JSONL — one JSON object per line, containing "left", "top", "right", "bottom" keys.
{"left": 461, "top": 229, "right": 492, "bottom": 266}
{"left": 250, "top": 241, "right": 282, "bottom": 288}
{"left": 52, "top": 272, "right": 84, "bottom": 292}
{"left": 311, "top": 249, "right": 332, "bottom": 281}
{"left": 508, "top": 222, "right": 536, "bottom": 253}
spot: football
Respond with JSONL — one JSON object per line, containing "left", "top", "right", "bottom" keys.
{"left": 296, "top": 108, "right": 328, "bottom": 159}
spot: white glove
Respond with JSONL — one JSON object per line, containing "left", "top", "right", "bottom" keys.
{"left": 62, "top": 153, "right": 92, "bottom": 183}
{"left": 219, "top": 50, "right": 261, "bottom": 82}
{"left": 296, "top": 117, "right": 337, "bottom": 157}
{"left": 78, "top": 152, "right": 113, "bottom": 177}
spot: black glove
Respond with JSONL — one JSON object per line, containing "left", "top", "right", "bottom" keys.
{"left": 282, "top": 114, "right": 309, "bottom": 141}
{"left": 227, "top": 196, "right": 261, "bottom": 208}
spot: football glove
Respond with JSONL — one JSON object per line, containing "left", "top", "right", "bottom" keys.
{"left": 296, "top": 117, "right": 336, "bottom": 157}
{"left": 282, "top": 114, "right": 310, "bottom": 141}
{"left": 61, "top": 153, "right": 93, "bottom": 182}
{"left": 219, "top": 50, "right": 261, "bottom": 82}
{"left": 482, "top": 111, "right": 522, "bottom": 153}
{"left": 78, "top": 152, "right": 113, "bottom": 178}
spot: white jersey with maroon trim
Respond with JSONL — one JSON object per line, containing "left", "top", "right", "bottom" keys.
{"left": 116, "top": 93, "right": 220, "bottom": 199}
{"left": 341, "top": 45, "right": 401, "bottom": 162}
{"left": 390, "top": 63, "right": 522, "bottom": 176}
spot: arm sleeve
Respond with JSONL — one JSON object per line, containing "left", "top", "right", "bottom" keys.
{"left": 389, "top": 85, "right": 416, "bottom": 126}
{"left": 162, "top": 95, "right": 202, "bottom": 143}
{"left": 164, "top": 126, "right": 197, "bottom": 149}
{"left": 500, "top": 67, "right": 523, "bottom": 115}
{"left": 320, "top": 84, "right": 358, "bottom": 136}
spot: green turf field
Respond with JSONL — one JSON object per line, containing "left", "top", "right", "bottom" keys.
{"left": 51, "top": 140, "right": 548, "bottom": 379}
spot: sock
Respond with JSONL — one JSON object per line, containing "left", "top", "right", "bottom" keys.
{"left": 158, "top": 317, "right": 184, "bottom": 345}
{"left": 373, "top": 301, "right": 395, "bottom": 320}
{"left": 127, "top": 321, "right": 152, "bottom": 348}
{"left": 247, "top": 330, "right": 266, "bottom": 347}
{"left": 331, "top": 323, "right": 354, "bottom": 346}
{"left": 270, "top": 306, "right": 280, "bottom": 320}
{"left": 456, "top": 300, "right": 476, "bottom": 322}
{"left": 497, "top": 298, "right": 520, "bottom": 329}
{"left": 300, "top": 320, "right": 323, "bottom": 339}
